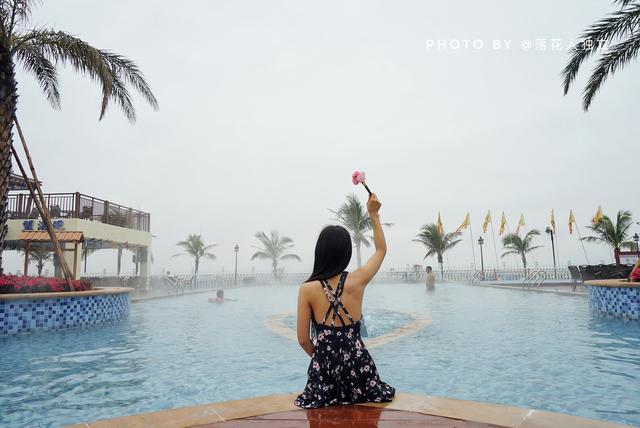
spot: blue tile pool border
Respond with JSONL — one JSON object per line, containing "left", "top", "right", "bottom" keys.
{"left": 0, "top": 288, "right": 132, "bottom": 336}
{"left": 587, "top": 284, "right": 639, "bottom": 320}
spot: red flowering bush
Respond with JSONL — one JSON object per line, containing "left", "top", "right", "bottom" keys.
{"left": 631, "top": 268, "right": 640, "bottom": 282}
{"left": 0, "top": 275, "right": 92, "bottom": 294}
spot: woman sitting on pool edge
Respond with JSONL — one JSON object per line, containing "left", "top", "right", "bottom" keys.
{"left": 295, "top": 193, "right": 395, "bottom": 408}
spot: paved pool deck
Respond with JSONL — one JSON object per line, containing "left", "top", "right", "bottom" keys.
{"left": 66, "top": 392, "right": 632, "bottom": 428}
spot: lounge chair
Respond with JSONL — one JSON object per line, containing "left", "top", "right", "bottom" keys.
{"left": 568, "top": 265, "right": 582, "bottom": 289}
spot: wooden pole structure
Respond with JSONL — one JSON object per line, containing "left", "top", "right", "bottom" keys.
{"left": 12, "top": 118, "right": 73, "bottom": 285}
{"left": 23, "top": 240, "right": 29, "bottom": 275}
{"left": 73, "top": 242, "right": 78, "bottom": 279}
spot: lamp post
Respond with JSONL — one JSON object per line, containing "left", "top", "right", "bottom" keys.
{"left": 634, "top": 233, "right": 639, "bottom": 260}
{"left": 478, "top": 237, "right": 485, "bottom": 280}
{"left": 545, "top": 227, "right": 557, "bottom": 279}
{"left": 234, "top": 244, "right": 239, "bottom": 286}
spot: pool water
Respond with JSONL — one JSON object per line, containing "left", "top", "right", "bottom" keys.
{"left": 282, "top": 308, "right": 413, "bottom": 338}
{"left": 1, "top": 283, "right": 639, "bottom": 427}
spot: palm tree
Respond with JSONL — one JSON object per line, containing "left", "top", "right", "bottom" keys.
{"left": 562, "top": 0, "right": 640, "bottom": 110}
{"left": 82, "top": 247, "right": 95, "bottom": 274}
{"left": 413, "top": 224, "right": 461, "bottom": 276}
{"left": 0, "top": 1, "right": 158, "bottom": 272}
{"left": 501, "top": 230, "right": 542, "bottom": 272}
{"left": 173, "top": 234, "right": 216, "bottom": 274}
{"left": 18, "top": 245, "right": 52, "bottom": 275}
{"left": 251, "top": 230, "right": 300, "bottom": 279}
{"left": 29, "top": 247, "right": 52, "bottom": 275}
{"left": 331, "top": 194, "right": 392, "bottom": 267}
{"left": 582, "top": 210, "right": 634, "bottom": 265}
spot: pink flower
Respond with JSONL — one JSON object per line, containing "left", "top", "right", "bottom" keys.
{"left": 351, "top": 170, "right": 366, "bottom": 185}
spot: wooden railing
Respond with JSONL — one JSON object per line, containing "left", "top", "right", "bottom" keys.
{"left": 7, "top": 192, "right": 150, "bottom": 232}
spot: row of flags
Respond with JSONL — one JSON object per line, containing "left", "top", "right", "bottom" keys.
{"left": 435, "top": 206, "right": 606, "bottom": 237}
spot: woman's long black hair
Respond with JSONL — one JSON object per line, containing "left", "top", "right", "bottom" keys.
{"left": 306, "top": 225, "right": 352, "bottom": 282}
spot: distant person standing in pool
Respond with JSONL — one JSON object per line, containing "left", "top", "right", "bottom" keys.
{"left": 295, "top": 193, "right": 395, "bottom": 408}
{"left": 425, "top": 266, "right": 435, "bottom": 290}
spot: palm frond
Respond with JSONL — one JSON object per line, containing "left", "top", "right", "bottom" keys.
{"left": 582, "top": 32, "right": 640, "bottom": 110}
{"left": 250, "top": 251, "right": 270, "bottom": 261}
{"left": 11, "top": 29, "right": 158, "bottom": 122}
{"left": 562, "top": 4, "right": 640, "bottom": 95}
{"left": 280, "top": 254, "right": 301, "bottom": 261}
{"left": 501, "top": 250, "right": 520, "bottom": 258}
{"left": 4, "top": 0, "right": 38, "bottom": 37}
{"left": 14, "top": 43, "right": 59, "bottom": 107}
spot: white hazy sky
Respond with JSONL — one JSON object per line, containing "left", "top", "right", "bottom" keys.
{"left": 4, "top": 0, "right": 640, "bottom": 275}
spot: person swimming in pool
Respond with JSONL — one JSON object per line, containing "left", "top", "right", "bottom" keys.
{"left": 208, "top": 289, "right": 236, "bottom": 303}
{"left": 295, "top": 193, "right": 395, "bottom": 408}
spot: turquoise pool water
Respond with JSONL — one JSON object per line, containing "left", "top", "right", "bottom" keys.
{"left": 1, "top": 283, "right": 639, "bottom": 427}
{"left": 282, "top": 308, "right": 412, "bottom": 337}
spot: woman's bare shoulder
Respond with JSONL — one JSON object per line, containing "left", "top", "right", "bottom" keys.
{"left": 299, "top": 281, "right": 319, "bottom": 294}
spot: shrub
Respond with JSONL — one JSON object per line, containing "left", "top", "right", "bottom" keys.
{"left": 0, "top": 275, "right": 92, "bottom": 294}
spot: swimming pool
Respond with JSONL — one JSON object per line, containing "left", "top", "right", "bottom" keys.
{"left": 1, "top": 283, "right": 639, "bottom": 427}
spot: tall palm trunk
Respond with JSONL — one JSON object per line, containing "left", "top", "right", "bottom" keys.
{"left": 437, "top": 254, "right": 444, "bottom": 278}
{"left": 0, "top": 45, "right": 17, "bottom": 275}
{"left": 614, "top": 247, "right": 621, "bottom": 266}
{"left": 272, "top": 260, "right": 278, "bottom": 280}
{"left": 117, "top": 246, "right": 123, "bottom": 276}
{"left": 522, "top": 254, "right": 527, "bottom": 275}
{"left": 355, "top": 241, "right": 362, "bottom": 267}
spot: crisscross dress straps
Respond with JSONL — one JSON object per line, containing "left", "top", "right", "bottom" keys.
{"left": 319, "top": 271, "right": 355, "bottom": 327}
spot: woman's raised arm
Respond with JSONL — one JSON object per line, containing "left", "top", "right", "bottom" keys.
{"left": 351, "top": 193, "right": 386, "bottom": 287}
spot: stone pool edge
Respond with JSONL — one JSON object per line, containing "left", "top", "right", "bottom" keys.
{"left": 0, "top": 286, "right": 133, "bottom": 300}
{"left": 65, "top": 391, "right": 632, "bottom": 428}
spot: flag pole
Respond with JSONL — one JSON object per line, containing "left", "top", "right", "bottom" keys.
{"left": 490, "top": 219, "right": 500, "bottom": 270}
{"left": 575, "top": 223, "right": 590, "bottom": 265}
{"left": 469, "top": 222, "right": 477, "bottom": 271}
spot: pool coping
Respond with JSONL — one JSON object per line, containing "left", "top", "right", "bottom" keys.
{"left": 65, "top": 392, "right": 632, "bottom": 428}
{"left": 585, "top": 279, "right": 640, "bottom": 288}
{"left": 481, "top": 283, "right": 587, "bottom": 297}
{"left": 0, "top": 286, "right": 133, "bottom": 301}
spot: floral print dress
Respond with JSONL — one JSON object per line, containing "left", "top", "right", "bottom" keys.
{"left": 295, "top": 272, "right": 395, "bottom": 408}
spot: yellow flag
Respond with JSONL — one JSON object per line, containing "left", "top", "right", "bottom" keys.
{"left": 550, "top": 210, "right": 556, "bottom": 233}
{"left": 499, "top": 212, "right": 507, "bottom": 235}
{"left": 592, "top": 206, "right": 603, "bottom": 224}
{"left": 455, "top": 213, "right": 470, "bottom": 233}
{"left": 482, "top": 210, "right": 491, "bottom": 233}
{"left": 568, "top": 210, "right": 575, "bottom": 235}
{"left": 515, "top": 213, "right": 525, "bottom": 235}
{"left": 437, "top": 212, "right": 443, "bottom": 236}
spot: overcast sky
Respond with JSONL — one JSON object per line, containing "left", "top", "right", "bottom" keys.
{"left": 5, "top": 0, "right": 640, "bottom": 275}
